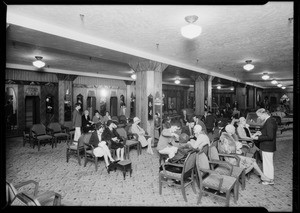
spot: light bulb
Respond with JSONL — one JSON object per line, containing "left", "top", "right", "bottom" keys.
{"left": 281, "top": 86, "right": 286, "bottom": 89}
{"left": 32, "top": 60, "right": 45, "bottom": 68}
{"left": 217, "top": 85, "right": 221, "bottom": 89}
{"left": 271, "top": 79, "right": 278, "bottom": 84}
{"left": 262, "top": 73, "right": 270, "bottom": 80}
{"left": 277, "top": 83, "right": 282, "bottom": 87}
{"left": 131, "top": 73, "right": 136, "bottom": 80}
{"left": 243, "top": 63, "right": 254, "bottom": 71}
{"left": 181, "top": 24, "right": 202, "bottom": 39}
{"left": 175, "top": 79, "right": 180, "bottom": 84}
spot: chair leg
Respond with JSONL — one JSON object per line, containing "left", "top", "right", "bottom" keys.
{"left": 181, "top": 185, "right": 187, "bottom": 202}
{"left": 191, "top": 179, "right": 197, "bottom": 194}
{"left": 158, "top": 175, "right": 162, "bottom": 195}
{"left": 95, "top": 157, "right": 98, "bottom": 172}
{"left": 66, "top": 149, "right": 69, "bottom": 162}
{"left": 234, "top": 181, "right": 238, "bottom": 203}
{"left": 38, "top": 141, "right": 40, "bottom": 151}
{"left": 225, "top": 191, "right": 230, "bottom": 206}
{"left": 241, "top": 170, "right": 246, "bottom": 190}
{"left": 77, "top": 150, "right": 81, "bottom": 166}
{"left": 197, "top": 189, "right": 202, "bottom": 205}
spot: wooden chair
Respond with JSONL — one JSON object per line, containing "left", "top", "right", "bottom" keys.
{"left": 47, "top": 122, "right": 70, "bottom": 144}
{"left": 66, "top": 133, "right": 89, "bottom": 166}
{"left": 6, "top": 180, "right": 61, "bottom": 206}
{"left": 116, "top": 126, "right": 140, "bottom": 159}
{"left": 159, "top": 151, "right": 197, "bottom": 202}
{"left": 62, "top": 122, "right": 75, "bottom": 141}
{"left": 23, "top": 128, "right": 31, "bottom": 147}
{"left": 31, "top": 124, "right": 55, "bottom": 151}
{"left": 208, "top": 144, "right": 246, "bottom": 190}
{"left": 83, "top": 142, "right": 102, "bottom": 172}
{"left": 195, "top": 151, "right": 238, "bottom": 207}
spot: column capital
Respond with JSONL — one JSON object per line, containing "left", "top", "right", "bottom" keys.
{"left": 128, "top": 59, "right": 168, "bottom": 73}
{"left": 191, "top": 73, "right": 208, "bottom": 82}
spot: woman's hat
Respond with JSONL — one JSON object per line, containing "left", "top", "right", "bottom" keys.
{"left": 193, "top": 124, "right": 202, "bottom": 133}
{"left": 239, "top": 117, "right": 246, "bottom": 123}
{"left": 133, "top": 117, "right": 141, "bottom": 123}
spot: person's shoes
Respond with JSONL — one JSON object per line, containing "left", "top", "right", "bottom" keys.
{"left": 261, "top": 180, "right": 274, "bottom": 185}
{"left": 105, "top": 165, "right": 110, "bottom": 174}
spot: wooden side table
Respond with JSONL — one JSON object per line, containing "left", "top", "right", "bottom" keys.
{"left": 117, "top": 160, "right": 132, "bottom": 180}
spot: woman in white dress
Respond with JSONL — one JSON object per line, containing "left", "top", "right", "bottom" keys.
{"left": 131, "top": 117, "right": 154, "bottom": 154}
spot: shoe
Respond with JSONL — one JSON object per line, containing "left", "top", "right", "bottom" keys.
{"left": 105, "top": 165, "right": 110, "bottom": 174}
{"left": 261, "top": 180, "right": 274, "bottom": 185}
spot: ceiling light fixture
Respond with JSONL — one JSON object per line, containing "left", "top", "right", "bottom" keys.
{"left": 281, "top": 86, "right": 286, "bottom": 89}
{"left": 277, "top": 83, "right": 282, "bottom": 87}
{"left": 131, "top": 72, "right": 137, "bottom": 80}
{"left": 243, "top": 60, "right": 254, "bottom": 71}
{"left": 262, "top": 73, "right": 270, "bottom": 80}
{"left": 181, "top": 15, "right": 202, "bottom": 39}
{"left": 174, "top": 78, "right": 180, "bottom": 84}
{"left": 271, "top": 79, "right": 278, "bottom": 84}
{"left": 32, "top": 56, "right": 45, "bottom": 68}
{"left": 230, "top": 86, "right": 234, "bottom": 91}
{"left": 217, "top": 85, "right": 221, "bottom": 89}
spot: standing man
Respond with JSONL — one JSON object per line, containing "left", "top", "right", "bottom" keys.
{"left": 252, "top": 108, "right": 278, "bottom": 185}
{"left": 72, "top": 102, "right": 82, "bottom": 143}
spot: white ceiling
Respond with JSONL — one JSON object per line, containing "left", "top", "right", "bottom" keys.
{"left": 6, "top": 3, "right": 294, "bottom": 88}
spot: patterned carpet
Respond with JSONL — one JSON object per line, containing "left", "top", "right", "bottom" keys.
{"left": 5, "top": 129, "right": 293, "bottom": 210}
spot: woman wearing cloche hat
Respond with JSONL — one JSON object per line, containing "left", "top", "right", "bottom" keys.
{"left": 131, "top": 117, "right": 154, "bottom": 155}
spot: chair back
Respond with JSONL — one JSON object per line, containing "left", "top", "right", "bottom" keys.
{"left": 116, "top": 127, "right": 127, "bottom": 139}
{"left": 208, "top": 145, "right": 220, "bottom": 161}
{"left": 196, "top": 151, "right": 210, "bottom": 172}
{"left": 182, "top": 151, "right": 197, "bottom": 173}
{"left": 78, "top": 133, "right": 93, "bottom": 148}
{"left": 48, "top": 122, "right": 62, "bottom": 133}
{"left": 10, "top": 193, "right": 40, "bottom": 206}
{"left": 202, "top": 144, "right": 209, "bottom": 156}
{"left": 31, "top": 124, "right": 46, "bottom": 135}
{"left": 6, "top": 181, "right": 18, "bottom": 204}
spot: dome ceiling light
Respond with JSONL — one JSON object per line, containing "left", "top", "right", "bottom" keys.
{"left": 174, "top": 77, "right": 180, "bottom": 84}
{"left": 181, "top": 15, "right": 202, "bottom": 39}
{"left": 243, "top": 60, "right": 254, "bottom": 71}
{"left": 32, "top": 56, "right": 45, "bottom": 68}
{"left": 271, "top": 79, "right": 278, "bottom": 84}
{"left": 277, "top": 83, "right": 282, "bottom": 87}
{"left": 262, "top": 73, "right": 270, "bottom": 80}
{"left": 281, "top": 86, "right": 286, "bottom": 89}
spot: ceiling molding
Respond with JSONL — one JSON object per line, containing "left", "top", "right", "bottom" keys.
{"left": 6, "top": 63, "right": 133, "bottom": 81}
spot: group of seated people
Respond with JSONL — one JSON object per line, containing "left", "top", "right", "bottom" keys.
{"left": 157, "top": 108, "right": 273, "bottom": 184}
{"left": 74, "top": 108, "right": 155, "bottom": 172}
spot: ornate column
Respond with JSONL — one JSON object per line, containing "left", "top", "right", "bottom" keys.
{"left": 56, "top": 74, "right": 78, "bottom": 125}
{"left": 129, "top": 60, "right": 168, "bottom": 140}
{"left": 207, "top": 76, "right": 214, "bottom": 111}
{"left": 193, "top": 74, "right": 206, "bottom": 115}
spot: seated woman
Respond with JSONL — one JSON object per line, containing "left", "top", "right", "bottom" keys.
{"left": 237, "top": 117, "right": 260, "bottom": 154}
{"left": 82, "top": 110, "right": 94, "bottom": 133}
{"left": 101, "top": 111, "right": 112, "bottom": 125}
{"left": 218, "top": 124, "right": 271, "bottom": 182}
{"left": 157, "top": 121, "right": 180, "bottom": 159}
{"left": 154, "top": 112, "right": 161, "bottom": 139}
{"left": 92, "top": 110, "right": 103, "bottom": 125}
{"left": 88, "top": 122, "right": 116, "bottom": 171}
{"left": 131, "top": 117, "right": 154, "bottom": 155}
{"left": 182, "top": 125, "right": 210, "bottom": 151}
{"left": 102, "top": 120, "right": 125, "bottom": 161}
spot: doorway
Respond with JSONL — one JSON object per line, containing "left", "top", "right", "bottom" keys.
{"left": 25, "top": 96, "right": 40, "bottom": 128}
{"left": 110, "top": 96, "right": 118, "bottom": 116}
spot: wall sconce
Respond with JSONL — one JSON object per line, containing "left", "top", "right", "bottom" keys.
{"left": 100, "top": 88, "right": 108, "bottom": 97}
{"left": 131, "top": 72, "right": 137, "bottom": 80}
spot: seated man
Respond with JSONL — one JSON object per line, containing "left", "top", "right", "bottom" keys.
{"left": 131, "top": 117, "right": 154, "bottom": 154}
{"left": 204, "top": 111, "right": 216, "bottom": 135}
{"left": 192, "top": 115, "right": 207, "bottom": 134}
{"left": 156, "top": 121, "right": 180, "bottom": 159}
{"left": 181, "top": 120, "right": 195, "bottom": 139}
{"left": 89, "top": 122, "right": 116, "bottom": 171}
{"left": 102, "top": 120, "right": 125, "bottom": 161}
